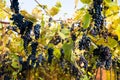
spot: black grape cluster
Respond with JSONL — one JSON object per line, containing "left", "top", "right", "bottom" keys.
{"left": 89, "top": 0, "right": 103, "bottom": 35}
{"left": 47, "top": 48, "right": 54, "bottom": 64}
{"left": 79, "top": 34, "right": 91, "bottom": 50}
{"left": 78, "top": 56, "right": 88, "bottom": 69}
{"left": 71, "top": 33, "right": 77, "bottom": 41}
{"left": 36, "top": 53, "right": 46, "bottom": 66}
{"left": 93, "top": 45, "right": 112, "bottom": 69}
{"left": 31, "top": 42, "right": 38, "bottom": 55}
{"left": 70, "top": 63, "right": 81, "bottom": 80}
{"left": 59, "top": 48, "right": 65, "bottom": 68}
{"left": 10, "top": 0, "right": 41, "bottom": 54}
{"left": 21, "top": 21, "right": 33, "bottom": 53}
{"left": 48, "top": 17, "right": 52, "bottom": 27}
{"left": 34, "top": 24, "right": 41, "bottom": 40}
{"left": 27, "top": 42, "right": 38, "bottom": 68}
{"left": 10, "top": 0, "right": 19, "bottom": 13}
{"left": 10, "top": 14, "right": 24, "bottom": 34}
{"left": 50, "top": 35, "right": 61, "bottom": 45}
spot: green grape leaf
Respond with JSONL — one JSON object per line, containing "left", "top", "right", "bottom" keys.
{"left": 41, "top": 14, "right": 45, "bottom": 27}
{"left": 107, "top": 37, "right": 118, "bottom": 48}
{"left": 11, "top": 60, "right": 20, "bottom": 69}
{"left": 96, "top": 37, "right": 117, "bottom": 49}
{"left": 53, "top": 48, "right": 61, "bottom": 59}
{"left": 61, "top": 28, "right": 70, "bottom": 36}
{"left": 62, "top": 39, "right": 74, "bottom": 61}
{"left": 82, "top": 12, "right": 91, "bottom": 29}
{"left": 58, "top": 31, "right": 66, "bottom": 39}
{"left": 80, "top": 0, "right": 92, "bottom": 4}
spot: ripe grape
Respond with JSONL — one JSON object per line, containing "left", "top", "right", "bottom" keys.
{"left": 93, "top": 45, "right": 112, "bottom": 69}
{"left": 47, "top": 48, "right": 54, "bottom": 64}
{"left": 79, "top": 34, "right": 91, "bottom": 50}
{"left": 71, "top": 33, "right": 77, "bottom": 41}
{"left": 34, "top": 24, "right": 41, "bottom": 40}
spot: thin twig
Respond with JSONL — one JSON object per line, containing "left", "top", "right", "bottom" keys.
{"left": 34, "top": 0, "right": 50, "bottom": 16}
{"left": 0, "top": 20, "right": 10, "bottom": 24}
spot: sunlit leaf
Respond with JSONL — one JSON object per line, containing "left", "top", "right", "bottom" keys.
{"left": 58, "top": 31, "right": 66, "bottom": 39}
{"left": 74, "top": 8, "right": 86, "bottom": 21}
{"left": 62, "top": 39, "right": 74, "bottom": 61}
{"left": 20, "top": 10, "right": 37, "bottom": 22}
{"left": 49, "top": 6, "right": 60, "bottom": 16}
{"left": 32, "top": 7, "right": 42, "bottom": 20}
{"left": 82, "top": 12, "right": 91, "bottom": 28}
{"left": 55, "top": 1, "right": 62, "bottom": 8}
{"left": 104, "top": 0, "right": 118, "bottom": 7}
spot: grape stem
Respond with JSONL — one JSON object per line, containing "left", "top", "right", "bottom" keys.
{"left": 34, "top": 0, "right": 50, "bottom": 16}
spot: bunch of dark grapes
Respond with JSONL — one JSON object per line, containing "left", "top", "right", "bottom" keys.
{"left": 4, "top": 75, "right": 11, "bottom": 80}
{"left": 21, "top": 21, "right": 33, "bottom": 53}
{"left": 89, "top": 0, "right": 104, "bottom": 35}
{"left": 79, "top": 34, "right": 91, "bottom": 50}
{"left": 50, "top": 35, "right": 61, "bottom": 45}
{"left": 79, "top": 56, "right": 88, "bottom": 69}
{"left": 47, "top": 48, "right": 54, "bottom": 64}
{"left": 48, "top": 17, "right": 52, "bottom": 27}
{"left": 34, "top": 24, "right": 41, "bottom": 40}
{"left": 7, "top": 26, "right": 18, "bottom": 33}
{"left": 10, "top": 0, "right": 19, "bottom": 13}
{"left": 71, "top": 33, "right": 77, "bottom": 41}
{"left": 93, "top": 45, "right": 112, "bottom": 69}
{"left": 10, "top": 14, "right": 24, "bottom": 34}
{"left": 70, "top": 63, "right": 81, "bottom": 80}
{"left": 31, "top": 42, "right": 38, "bottom": 55}
{"left": 59, "top": 48, "right": 65, "bottom": 68}
{"left": 27, "top": 54, "right": 36, "bottom": 68}
{"left": 36, "top": 53, "right": 46, "bottom": 67}
{"left": 22, "top": 35, "right": 32, "bottom": 53}
{"left": 25, "top": 41, "right": 38, "bottom": 68}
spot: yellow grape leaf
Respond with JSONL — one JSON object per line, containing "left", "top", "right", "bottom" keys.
{"left": 73, "top": 8, "right": 86, "bottom": 21}
{"left": 115, "top": 25, "right": 120, "bottom": 41}
{"left": 49, "top": 6, "right": 60, "bottom": 16}
{"left": 104, "top": 0, "right": 118, "bottom": 7}
{"left": 32, "top": 7, "right": 42, "bottom": 20}
{"left": 20, "top": 10, "right": 37, "bottom": 22}
{"left": 0, "top": 0, "right": 6, "bottom": 8}
{"left": 80, "top": 0, "right": 92, "bottom": 4}
{"left": 105, "top": 6, "right": 119, "bottom": 17}
{"left": 55, "top": 1, "right": 62, "bottom": 8}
